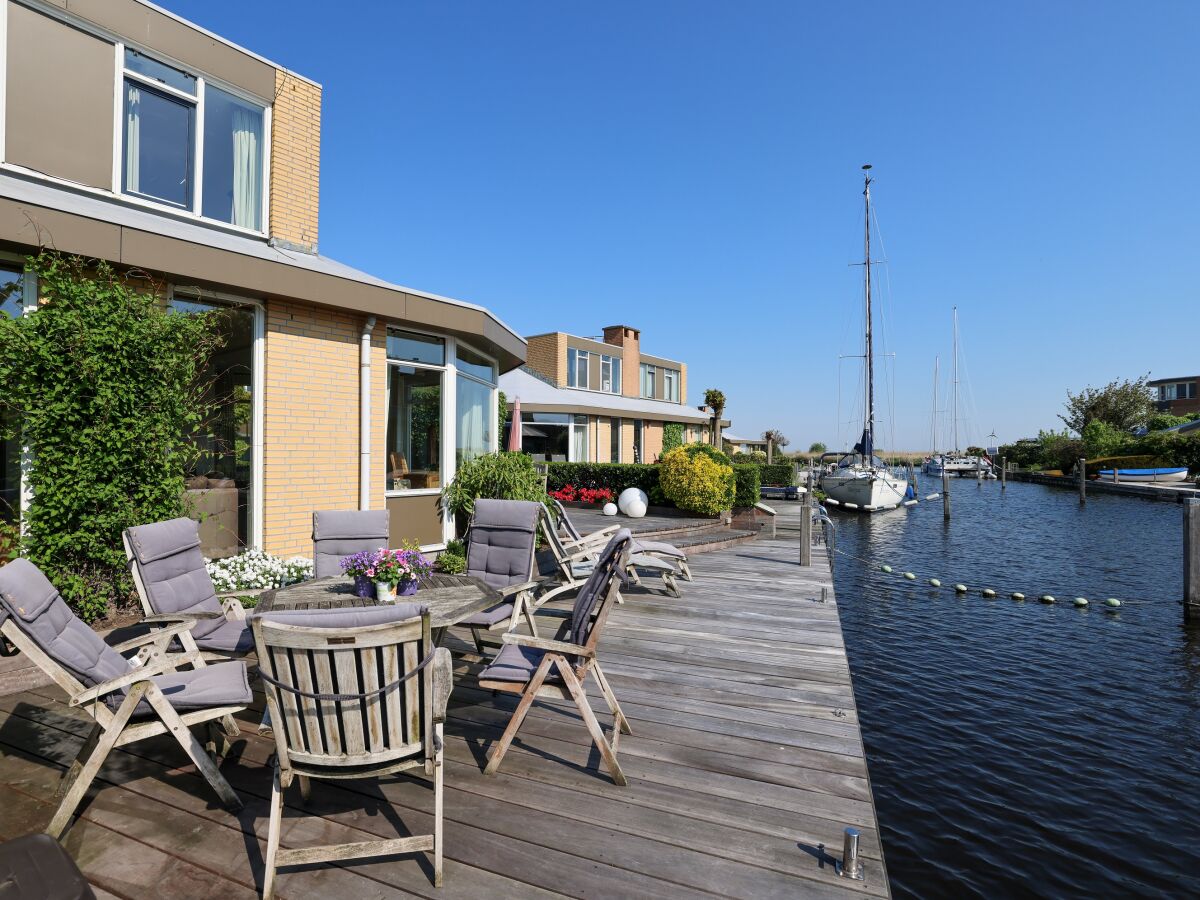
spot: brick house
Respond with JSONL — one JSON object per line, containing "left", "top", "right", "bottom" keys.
{"left": 1149, "top": 375, "right": 1200, "bottom": 417}
{"left": 500, "top": 324, "right": 727, "bottom": 463}
{"left": 0, "top": 0, "right": 524, "bottom": 556}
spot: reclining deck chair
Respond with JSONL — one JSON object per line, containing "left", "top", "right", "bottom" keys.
{"left": 0, "top": 559, "right": 250, "bottom": 838}
{"left": 456, "top": 499, "right": 543, "bottom": 653}
{"left": 549, "top": 498, "right": 692, "bottom": 582}
{"left": 312, "top": 509, "right": 390, "bottom": 578}
{"left": 539, "top": 506, "right": 681, "bottom": 602}
{"left": 252, "top": 604, "right": 453, "bottom": 897}
{"left": 479, "top": 530, "right": 633, "bottom": 785}
{"left": 124, "top": 518, "right": 253, "bottom": 658}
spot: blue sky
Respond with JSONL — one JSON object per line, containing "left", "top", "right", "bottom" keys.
{"left": 171, "top": 0, "right": 1199, "bottom": 451}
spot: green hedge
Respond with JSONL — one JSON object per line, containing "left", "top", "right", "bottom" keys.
{"left": 758, "top": 463, "right": 795, "bottom": 486}
{"left": 546, "top": 462, "right": 660, "bottom": 497}
{"left": 733, "top": 464, "right": 761, "bottom": 508}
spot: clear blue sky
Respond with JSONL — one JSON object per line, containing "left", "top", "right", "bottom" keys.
{"left": 171, "top": 0, "right": 1198, "bottom": 451}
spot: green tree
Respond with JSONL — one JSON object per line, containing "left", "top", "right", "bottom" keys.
{"left": 1060, "top": 374, "right": 1154, "bottom": 434}
{"left": 808, "top": 441, "right": 827, "bottom": 454}
{"left": 0, "top": 252, "right": 221, "bottom": 621}
{"left": 761, "top": 428, "right": 789, "bottom": 464}
{"left": 703, "top": 388, "right": 726, "bottom": 448}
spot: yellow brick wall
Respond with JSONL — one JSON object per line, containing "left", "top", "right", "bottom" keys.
{"left": 623, "top": 419, "right": 636, "bottom": 463}
{"left": 269, "top": 70, "right": 321, "bottom": 252}
{"left": 644, "top": 421, "right": 664, "bottom": 462}
{"left": 679, "top": 363, "right": 688, "bottom": 406}
{"left": 595, "top": 417, "right": 611, "bottom": 463}
{"left": 524, "top": 333, "right": 566, "bottom": 385}
{"left": 263, "top": 300, "right": 371, "bottom": 556}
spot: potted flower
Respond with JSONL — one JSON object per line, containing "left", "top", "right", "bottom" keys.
{"left": 369, "top": 543, "right": 434, "bottom": 602}
{"left": 339, "top": 549, "right": 382, "bottom": 598}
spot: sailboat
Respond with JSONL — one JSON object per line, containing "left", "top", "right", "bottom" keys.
{"left": 923, "top": 307, "right": 993, "bottom": 477}
{"left": 820, "top": 166, "right": 909, "bottom": 512}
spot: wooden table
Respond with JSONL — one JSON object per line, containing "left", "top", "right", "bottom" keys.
{"left": 256, "top": 572, "right": 502, "bottom": 643}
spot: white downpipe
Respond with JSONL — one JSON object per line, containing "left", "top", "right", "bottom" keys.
{"left": 359, "top": 315, "right": 377, "bottom": 510}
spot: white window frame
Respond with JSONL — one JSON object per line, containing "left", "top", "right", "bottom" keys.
{"left": 641, "top": 364, "right": 656, "bottom": 399}
{"left": 169, "top": 285, "right": 266, "bottom": 551}
{"left": 569, "top": 414, "right": 589, "bottom": 463}
{"left": 664, "top": 368, "right": 679, "bottom": 403}
{"left": 568, "top": 348, "right": 590, "bottom": 389}
{"left": 0, "top": 1, "right": 272, "bottom": 239}
{"left": 452, "top": 337, "right": 498, "bottom": 468}
{"left": 385, "top": 329, "right": 448, "bottom": 501}
{"left": 601, "top": 354, "right": 622, "bottom": 394}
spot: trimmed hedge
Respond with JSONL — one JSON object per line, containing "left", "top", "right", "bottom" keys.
{"left": 546, "top": 462, "right": 660, "bottom": 497}
{"left": 733, "top": 464, "right": 761, "bottom": 508}
{"left": 758, "top": 463, "right": 795, "bottom": 486}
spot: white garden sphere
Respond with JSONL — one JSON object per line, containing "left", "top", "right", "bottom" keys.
{"left": 602, "top": 502, "right": 618, "bottom": 517}
{"left": 617, "top": 487, "right": 648, "bottom": 518}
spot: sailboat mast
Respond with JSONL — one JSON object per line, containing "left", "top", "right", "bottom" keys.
{"left": 931, "top": 356, "right": 939, "bottom": 454}
{"left": 863, "top": 166, "right": 874, "bottom": 454}
{"left": 952, "top": 306, "right": 959, "bottom": 453}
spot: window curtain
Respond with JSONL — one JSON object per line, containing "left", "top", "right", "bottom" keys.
{"left": 457, "top": 375, "right": 486, "bottom": 463}
{"left": 125, "top": 84, "right": 141, "bottom": 193}
{"left": 230, "top": 107, "right": 260, "bottom": 230}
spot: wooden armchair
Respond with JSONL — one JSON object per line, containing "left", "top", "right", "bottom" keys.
{"left": 478, "top": 530, "right": 633, "bottom": 785}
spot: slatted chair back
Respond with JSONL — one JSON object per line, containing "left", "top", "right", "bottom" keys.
{"left": 253, "top": 604, "right": 435, "bottom": 772}
{"left": 311, "top": 509, "right": 390, "bottom": 579}
{"left": 123, "top": 518, "right": 225, "bottom": 641}
{"left": 568, "top": 529, "right": 630, "bottom": 657}
{"left": 466, "top": 499, "right": 540, "bottom": 591}
{"left": 538, "top": 506, "right": 577, "bottom": 580}
{"left": 549, "top": 498, "right": 585, "bottom": 543}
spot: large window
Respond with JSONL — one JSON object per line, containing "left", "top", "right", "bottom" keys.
{"left": 521, "top": 413, "right": 570, "bottom": 462}
{"left": 386, "top": 330, "right": 444, "bottom": 491}
{"left": 122, "top": 48, "right": 267, "bottom": 230}
{"left": 170, "top": 294, "right": 260, "bottom": 558}
{"left": 664, "top": 368, "right": 680, "bottom": 403}
{"left": 572, "top": 416, "right": 589, "bottom": 462}
{"left": 640, "top": 364, "right": 656, "bottom": 399}
{"left": 1161, "top": 382, "right": 1196, "bottom": 402}
{"left": 567, "top": 347, "right": 590, "bottom": 389}
{"left": 0, "top": 266, "right": 25, "bottom": 524}
{"left": 601, "top": 354, "right": 621, "bottom": 394}
{"left": 455, "top": 343, "right": 497, "bottom": 467}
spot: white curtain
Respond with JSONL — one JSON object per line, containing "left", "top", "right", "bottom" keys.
{"left": 231, "top": 107, "right": 260, "bottom": 230}
{"left": 457, "top": 376, "right": 486, "bottom": 463}
{"left": 125, "top": 84, "right": 141, "bottom": 193}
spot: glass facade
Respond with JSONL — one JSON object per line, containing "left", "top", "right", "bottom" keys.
{"left": 456, "top": 374, "right": 494, "bottom": 467}
{"left": 202, "top": 86, "right": 265, "bottom": 230}
{"left": 386, "top": 365, "right": 442, "bottom": 490}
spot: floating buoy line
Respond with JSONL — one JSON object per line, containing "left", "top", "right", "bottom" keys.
{"left": 833, "top": 548, "right": 1130, "bottom": 611}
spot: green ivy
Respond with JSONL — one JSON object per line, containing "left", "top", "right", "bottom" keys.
{"left": 732, "top": 463, "right": 761, "bottom": 508}
{"left": 662, "top": 422, "right": 684, "bottom": 454}
{"left": 0, "top": 252, "right": 221, "bottom": 621}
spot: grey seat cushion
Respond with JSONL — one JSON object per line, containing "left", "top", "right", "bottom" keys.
{"left": 194, "top": 618, "right": 254, "bottom": 654}
{"left": 136, "top": 661, "right": 251, "bottom": 718}
{"left": 478, "top": 642, "right": 560, "bottom": 684}
{"left": 254, "top": 602, "right": 426, "bottom": 630}
{"left": 312, "top": 510, "right": 390, "bottom": 579}
{"left": 0, "top": 832, "right": 95, "bottom": 900}
{"left": 459, "top": 602, "right": 514, "bottom": 628}
{"left": 125, "top": 519, "right": 225, "bottom": 641}
{"left": 633, "top": 538, "right": 686, "bottom": 559}
{"left": 466, "top": 499, "right": 539, "bottom": 591}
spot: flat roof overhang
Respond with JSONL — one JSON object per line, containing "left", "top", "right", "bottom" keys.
{"left": 0, "top": 180, "right": 526, "bottom": 372}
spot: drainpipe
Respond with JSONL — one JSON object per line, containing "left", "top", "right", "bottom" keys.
{"left": 359, "top": 315, "right": 377, "bottom": 510}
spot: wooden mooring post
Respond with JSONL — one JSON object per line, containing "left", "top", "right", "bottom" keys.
{"left": 1001, "top": 456, "right": 1007, "bottom": 490}
{"left": 942, "top": 469, "right": 951, "bottom": 521}
{"left": 799, "top": 469, "right": 813, "bottom": 566}
{"left": 1078, "top": 458, "right": 1086, "bottom": 504}
{"left": 1186, "top": 499, "right": 1200, "bottom": 623}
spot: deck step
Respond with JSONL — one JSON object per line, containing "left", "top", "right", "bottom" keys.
{"left": 671, "top": 528, "right": 759, "bottom": 555}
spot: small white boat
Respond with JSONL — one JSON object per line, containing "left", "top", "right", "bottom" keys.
{"left": 1097, "top": 467, "right": 1189, "bottom": 484}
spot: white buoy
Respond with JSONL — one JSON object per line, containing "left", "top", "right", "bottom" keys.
{"left": 903, "top": 499, "right": 918, "bottom": 507}
{"left": 981, "top": 588, "right": 996, "bottom": 598}
{"left": 844, "top": 502, "right": 859, "bottom": 509}
{"left": 954, "top": 583, "right": 968, "bottom": 593}
{"left": 903, "top": 572, "right": 916, "bottom": 580}
{"left": 1039, "top": 594, "right": 1056, "bottom": 604}
{"left": 825, "top": 498, "right": 840, "bottom": 506}
{"left": 925, "top": 493, "right": 940, "bottom": 501}
{"left": 1105, "top": 598, "right": 1122, "bottom": 608}
{"left": 1011, "top": 592, "right": 1026, "bottom": 601}
{"left": 1073, "top": 597, "right": 1089, "bottom": 607}
{"left": 880, "top": 565, "right": 893, "bottom": 573}
{"left": 929, "top": 578, "right": 941, "bottom": 587}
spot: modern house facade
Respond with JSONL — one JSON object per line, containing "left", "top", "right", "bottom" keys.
{"left": 499, "top": 324, "right": 723, "bottom": 463}
{"left": 722, "top": 432, "right": 769, "bottom": 455}
{"left": 0, "top": 0, "right": 523, "bottom": 556}
{"left": 1149, "top": 375, "right": 1200, "bottom": 416}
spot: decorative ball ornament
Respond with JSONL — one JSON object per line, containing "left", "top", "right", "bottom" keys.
{"left": 617, "top": 487, "right": 648, "bottom": 518}
{"left": 602, "top": 502, "right": 618, "bottom": 517}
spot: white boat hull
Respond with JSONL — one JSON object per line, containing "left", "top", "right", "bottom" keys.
{"left": 1098, "top": 469, "right": 1189, "bottom": 484}
{"left": 821, "top": 470, "right": 909, "bottom": 511}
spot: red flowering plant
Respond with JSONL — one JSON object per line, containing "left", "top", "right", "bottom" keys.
{"left": 549, "top": 485, "right": 613, "bottom": 506}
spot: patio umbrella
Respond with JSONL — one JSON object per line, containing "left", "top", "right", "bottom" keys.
{"left": 507, "top": 396, "right": 523, "bottom": 451}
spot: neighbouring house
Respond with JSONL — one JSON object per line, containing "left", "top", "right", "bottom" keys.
{"left": 722, "top": 432, "right": 769, "bottom": 455}
{"left": 1149, "top": 375, "right": 1200, "bottom": 417}
{"left": 500, "top": 325, "right": 727, "bottom": 463}
{"left": 0, "top": 0, "right": 523, "bottom": 556}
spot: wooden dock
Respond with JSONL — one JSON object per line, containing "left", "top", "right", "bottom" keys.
{"left": 0, "top": 537, "right": 889, "bottom": 899}
{"left": 1008, "top": 469, "right": 1200, "bottom": 502}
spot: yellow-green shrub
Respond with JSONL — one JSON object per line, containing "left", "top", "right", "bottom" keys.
{"left": 659, "top": 444, "right": 735, "bottom": 515}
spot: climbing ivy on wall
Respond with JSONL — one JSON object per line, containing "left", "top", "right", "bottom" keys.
{"left": 662, "top": 422, "right": 684, "bottom": 454}
{"left": 0, "top": 252, "right": 221, "bottom": 621}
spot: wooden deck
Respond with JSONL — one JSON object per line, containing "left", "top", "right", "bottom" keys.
{"left": 0, "top": 538, "right": 889, "bottom": 899}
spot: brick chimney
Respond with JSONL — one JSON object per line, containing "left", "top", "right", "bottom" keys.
{"left": 602, "top": 325, "right": 641, "bottom": 397}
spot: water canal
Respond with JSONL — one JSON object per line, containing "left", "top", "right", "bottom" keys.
{"left": 830, "top": 479, "right": 1200, "bottom": 898}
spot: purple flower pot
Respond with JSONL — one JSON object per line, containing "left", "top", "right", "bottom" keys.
{"left": 353, "top": 575, "right": 374, "bottom": 598}
{"left": 397, "top": 578, "right": 420, "bottom": 597}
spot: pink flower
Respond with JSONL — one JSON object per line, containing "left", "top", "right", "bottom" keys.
{"left": 366, "top": 568, "right": 375, "bottom": 577}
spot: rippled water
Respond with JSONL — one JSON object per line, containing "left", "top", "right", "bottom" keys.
{"left": 830, "top": 479, "right": 1200, "bottom": 899}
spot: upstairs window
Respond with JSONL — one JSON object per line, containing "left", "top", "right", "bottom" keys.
{"left": 567, "top": 348, "right": 590, "bottom": 389}
{"left": 640, "top": 364, "right": 656, "bottom": 399}
{"left": 600, "top": 354, "right": 621, "bottom": 394}
{"left": 664, "top": 368, "right": 680, "bottom": 403}
{"left": 121, "top": 48, "right": 266, "bottom": 231}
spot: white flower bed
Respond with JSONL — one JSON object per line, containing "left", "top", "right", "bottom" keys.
{"left": 205, "top": 550, "right": 313, "bottom": 593}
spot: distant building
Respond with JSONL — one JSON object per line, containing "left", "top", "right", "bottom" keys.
{"left": 1149, "top": 376, "right": 1200, "bottom": 416}
{"left": 500, "top": 325, "right": 726, "bottom": 463}
{"left": 723, "top": 433, "right": 769, "bottom": 455}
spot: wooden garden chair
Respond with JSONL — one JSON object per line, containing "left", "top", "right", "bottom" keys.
{"left": 539, "top": 506, "right": 681, "bottom": 602}
{"left": 0, "top": 558, "right": 250, "bottom": 839}
{"left": 124, "top": 518, "right": 254, "bottom": 658}
{"left": 311, "top": 509, "right": 390, "bottom": 578}
{"left": 252, "top": 604, "right": 454, "bottom": 897}
{"left": 455, "top": 499, "right": 544, "bottom": 653}
{"left": 549, "top": 497, "right": 693, "bottom": 582}
{"left": 479, "top": 530, "right": 633, "bottom": 785}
